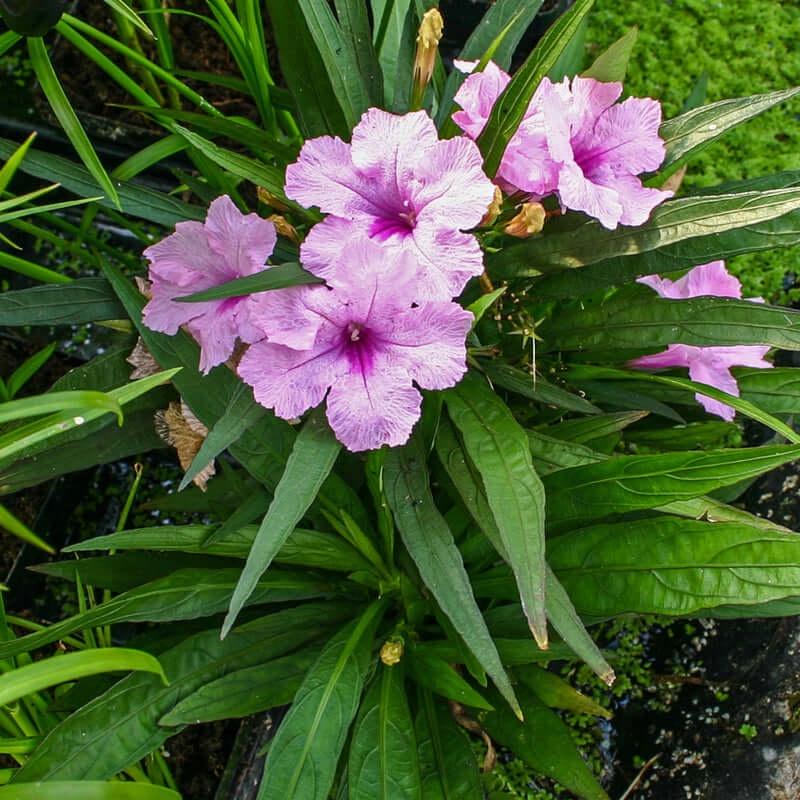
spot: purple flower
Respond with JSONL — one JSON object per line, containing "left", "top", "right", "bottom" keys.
{"left": 284, "top": 108, "right": 495, "bottom": 300}
{"left": 453, "top": 64, "right": 672, "bottom": 229}
{"left": 630, "top": 261, "right": 772, "bottom": 421}
{"left": 143, "top": 195, "right": 277, "bottom": 373}
{"left": 239, "top": 240, "right": 472, "bottom": 451}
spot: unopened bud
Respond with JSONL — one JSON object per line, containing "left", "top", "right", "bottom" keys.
{"left": 481, "top": 186, "right": 503, "bottom": 227}
{"left": 257, "top": 186, "right": 289, "bottom": 213}
{"left": 411, "top": 9, "right": 443, "bottom": 110}
{"left": 268, "top": 214, "right": 299, "bottom": 244}
{"left": 380, "top": 639, "right": 404, "bottom": 666}
{"left": 504, "top": 202, "right": 546, "bottom": 238}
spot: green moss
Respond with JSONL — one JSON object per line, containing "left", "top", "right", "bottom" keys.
{"left": 586, "top": 0, "right": 800, "bottom": 303}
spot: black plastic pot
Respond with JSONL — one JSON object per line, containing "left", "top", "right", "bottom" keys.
{"left": 0, "top": 0, "right": 70, "bottom": 36}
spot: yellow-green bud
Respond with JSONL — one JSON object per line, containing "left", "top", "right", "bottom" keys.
{"left": 380, "top": 640, "right": 404, "bottom": 666}
{"left": 504, "top": 202, "right": 546, "bottom": 238}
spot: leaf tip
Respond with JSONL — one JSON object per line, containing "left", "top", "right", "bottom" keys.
{"left": 602, "top": 668, "right": 616, "bottom": 687}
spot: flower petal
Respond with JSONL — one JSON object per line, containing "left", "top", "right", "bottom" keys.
{"left": 143, "top": 221, "right": 221, "bottom": 287}
{"left": 453, "top": 61, "right": 511, "bottom": 139}
{"left": 247, "top": 285, "right": 327, "bottom": 350}
{"left": 592, "top": 171, "right": 672, "bottom": 227}
{"left": 284, "top": 135, "right": 382, "bottom": 218}
{"left": 413, "top": 136, "right": 495, "bottom": 229}
{"left": 299, "top": 216, "right": 370, "bottom": 284}
{"left": 409, "top": 223, "right": 486, "bottom": 299}
{"left": 142, "top": 280, "right": 207, "bottom": 335}
{"left": 556, "top": 161, "right": 624, "bottom": 229}
{"left": 187, "top": 303, "right": 242, "bottom": 373}
{"left": 629, "top": 343, "right": 697, "bottom": 371}
{"left": 204, "top": 195, "right": 277, "bottom": 275}
{"left": 678, "top": 261, "right": 743, "bottom": 299}
{"left": 687, "top": 351, "right": 741, "bottom": 421}
{"left": 326, "top": 368, "right": 422, "bottom": 451}
{"left": 238, "top": 338, "right": 345, "bottom": 420}
{"left": 374, "top": 301, "right": 471, "bottom": 389}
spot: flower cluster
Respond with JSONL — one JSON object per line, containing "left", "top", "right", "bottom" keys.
{"left": 630, "top": 261, "right": 773, "bottom": 420}
{"left": 453, "top": 62, "right": 672, "bottom": 229}
{"left": 144, "top": 109, "right": 488, "bottom": 452}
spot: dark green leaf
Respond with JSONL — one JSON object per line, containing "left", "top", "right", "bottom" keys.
{"left": 334, "top": 0, "right": 384, "bottom": 106}
{"left": 549, "top": 516, "right": 800, "bottom": 617}
{"left": 445, "top": 372, "right": 547, "bottom": 647}
{"left": 478, "top": 0, "right": 594, "bottom": 176}
{"left": 543, "top": 411, "right": 648, "bottom": 444}
{"left": 222, "top": 409, "right": 342, "bottom": 637}
{"left": 349, "top": 664, "right": 421, "bottom": 800}
{"left": 581, "top": 26, "right": 637, "bottom": 82}
{"left": 406, "top": 650, "right": 493, "bottom": 710}
{"left": 0, "top": 279, "right": 123, "bottom": 326}
{"left": 0, "top": 568, "right": 331, "bottom": 660}
{"left": 257, "top": 601, "right": 386, "bottom": 800}
{"left": 13, "top": 603, "right": 351, "bottom": 781}
{"left": 0, "top": 784, "right": 180, "bottom": 800}
{"left": 384, "top": 436, "right": 519, "bottom": 717}
{"left": 516, "top": 665, "right": 610, "bottom": 718}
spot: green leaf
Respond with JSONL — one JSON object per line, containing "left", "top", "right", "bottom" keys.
{"left": 479, "top": 684, "right": 608, "bottom": 800}
{"left": 13, "top": 603, "right": 350, "bottom": 782}
{"left": 549, "top": 516, "right": 800, "bottom": 617}
{"left": 27, "top": 38, "right": 119, "bottom": 209}
{"left": 436, "top": 0, "right": 545, "bottom": 127}
{"left": 103, "top": 0, "right": 154, "bottom": 36}
{"left": 406, "top": 650, "right": 493, "bottom": 710}
{"left": 0, "top": 137, "right": 203, "bottom": 227}
{"left": 494, "top": 186, "right": 800, "bottom": 278}
{"left": 466, "top": 286, "right": 506, "bottom": 327}
{"left": 478, "top": 0, "right": 594, "bottom": 177}
{"left": 0, "top": 370, "right": 177, "bottom": 465}
{"left": 264, "top": 0, "right": 351, "bottom": 137}
{"left": 175, "top": 262, "right": 322, "bottom": 304}
{"left": 0, "top": 568, "right": 330, "bottom": 660}
{"left": 6, "top": 343, "right": 56, "bottom": 399}
{"left": 0, "top": 784, "right": 180, "bottom": 800}
{"left": 0, "top": 648, "right": 166, "bottom": 707}
{"left": 736, "top": 368, "right": 800, "bottom": 416}
{"left": 384, "top": 435, "right": 519, "bottom": 717}
{"left": 536, "top": 171, "right": 800, "bottom": 298}
{"left": 661, "top": 86, "right": 800, "bottom": 172}
{"left": 349, "top": 664, "right": 421, "bottom": 800}
{"left": 482, "top": 362, "right": 601, "bottom": 415}
{"left": 445, "top": 372, "right": 547, "bottom": 647}
{"left": 66, "top": 524, "right": 371, "bottom": 573}
{"left": 0, "top": 278, "right": 125, "bottom": 327}
{"left": 543, "top": 410, "right": 647, "bottom": 445}
{"left": 416, "top": 691, "right": 482, "bottom": 800}
{"left": 543, "top": 293, "right": 800, "bottom": 352}
{"left": 581, "top": 26, "right": 637, "bottom": 82}
{"left": 528, "top": 430, "right": 604, "bottom": 476}
{"left": 0, "top": 132, "right": 36, "bottom": 195}
{"left": 434, "top": 419, "right": 613, "bottom": 683}
{"left": 0, "top": 390, "right": 122, "bottom": 426}
{"left": 371, "top": 0, "right": 414, "bottom": 110}
{"left": 222, "top": 409, "right": 341, "bottom": 637}
{"left": 179, "top": 383, "right": 266, "bottom": 491}
{"left": 0, "top": 504, "right": 53, "bottom": 553}
{"left": 159, "top": 646, "right": 320, "bottom": 726}
{"left": 516, "top": 665, "right": 611, "bottom": 718}
{"left": 257, "top": 601, "right": 386, "bottom": 800}
{"left": 542, "top": 444, "right": 800, "bottom": 529}
{"left": 334, "top": 0, "right": 384, "bottom": 107}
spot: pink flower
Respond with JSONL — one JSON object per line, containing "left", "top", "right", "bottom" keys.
{"left": 239, "top": 240, "right": 472, "bottom": 451}
{"left": 630, "top": 261, "right": 772, "bottom": 421}
{"left": 143, "top": 195, "right": 277, "bottom": 373}
{"left": 453, "top": 65, "right": 672, "bottom": 229}
{"left": 284, "top": 108, "right": 495, "bottom": 300}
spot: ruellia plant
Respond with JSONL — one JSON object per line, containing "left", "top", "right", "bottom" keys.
{"left": 1, "top": 1, "right": 800, "bottom": 798}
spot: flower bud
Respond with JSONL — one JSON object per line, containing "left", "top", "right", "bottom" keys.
{"left": 0, "top": 0, "right": 69, "bottom": 36}
{"left": 380, "top": 639, "right": 404, "bottom": 666}
{"left": 411, "top": 8, "right": 443, "bottom": 109}
{"left": 268, "top": 214, "right": 299, "bottom": 244}
{"left": 504, "top": 202, "right": 546, "bottom": 238}
{"left": 257, "top": 186, "right": 289, "bottom": 213}
{"left": 480, "top": 186, "right": 504, "bottom": 227}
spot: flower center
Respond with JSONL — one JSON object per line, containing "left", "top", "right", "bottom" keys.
{"left": 343, "top": 322, "right": 376, "bottom": 375}
{"left": 369, "top": 198, "right": 417, "bottom": 242}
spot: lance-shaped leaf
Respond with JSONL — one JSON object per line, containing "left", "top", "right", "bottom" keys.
{"left": 478, "top": 0, "right": 594, "bottom": 176}
{"left": 445, "top": 372, "right": 547, "bottom": 648}
{"left": 0, "top": 648, "right": 166, "bottom": 707}
{"left": 479, "top": 685, "right": 608, "bottom": 800}
{"left": 493, "top": 186, "right": 800, "bottom": 277}
{"left": 549, "top": 516, "right": 800, "bottom": 617}
{"left": 222, "top": 409, "right": 341, "bottom": 637}
{"left": 542, "top": 443, "right": 800, "bottom": 529}
{"left": 661, "top": 86, "right": 800, "bottom": 171}
{"left": 536, "top": 171, "right": 800, "bottom": 298}
{"left": 541, "top": 294, "right": 800, "bottom": 352}
{"left": 0, "top": 568, "right": 330, "bottom": 660}
{"left": 0, "top": 784, "right": 180, "bottom": 800}
{"left": 13, "top": 603, "right": 352, "bottom": 782}
{"left": 581, "top": 26, "right": 637, "bottom": 82}
{"left": 257, "top": 600, "right": 386, "bottom": 800}
{"left": 349, "top": 664, "right": 421, "bottom": 800}
{"left": 0, "top": 279, "right": 124, "bottom": 326}
{"left": 384, "top": 436, "right": 519, "bottom": 717}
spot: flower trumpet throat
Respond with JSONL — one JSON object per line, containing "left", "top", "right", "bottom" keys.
{"left": 412, "top": 8, "right": 444, "bottom": 109}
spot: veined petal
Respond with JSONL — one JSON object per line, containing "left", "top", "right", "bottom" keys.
{"left": 143, "top": 220, "right": 221, "bottom": 287}
{"left": 326, "top": 369, "right": 422, "bottom": 452}
{"left": 629, "top": 343, "right": 698, "bottom": 371}
{"left": 187, "top": 303, "right": 242, "bottom": 374}
{"left": 247, "top": 285, "right": 327, "bottom": 350}
{"left": 688, "top": 351, "right": 741, "bottom": 421}
{"left": 556, "top": 161, "right": 624, "bottom": 229}
{"left": 204, "top": 195, "right": 278, "bottom": 275}
{"left": 238, "top": 339, "right": 345, "bottom": 420}
{"left": 592, "top": 172, "right": 672, "bottom": 227}
{"left": 453, "top": 61, "right": 511, "bottom": 139}
{"left": 410, "top": 224, "right": 486, "bottom": 299}
{"left": 375, "top": 301, "right": 471, "bottom": 389}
